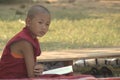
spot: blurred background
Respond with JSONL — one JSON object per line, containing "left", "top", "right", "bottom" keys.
{"left": 0, "top": 0, "right": 120, "bottom": 52}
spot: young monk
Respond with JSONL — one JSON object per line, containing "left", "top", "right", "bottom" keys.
{"left": 0, "top": 5, "right": 50, "bottom": 79}
{"left": 0, "top": 4, "right": 73, "bottom": 79}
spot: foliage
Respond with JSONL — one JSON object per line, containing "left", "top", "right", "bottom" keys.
{"left": 0, "top": 0, "right": 31, "bottom": 4}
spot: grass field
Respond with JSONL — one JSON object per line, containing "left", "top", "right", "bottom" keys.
{"left": 0, "top": 0, "right": 120, "bottom": 52}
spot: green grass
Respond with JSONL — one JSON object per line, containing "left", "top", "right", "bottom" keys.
{"left": 0, "top": 1, "right": 120, "bottom": 52}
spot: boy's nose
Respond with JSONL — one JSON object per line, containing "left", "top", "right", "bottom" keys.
{"left": 41, "top": 25, "right": 48, "bottom": 31}
{"left": 42, "top": 26, "right": 46, "bottom": 30}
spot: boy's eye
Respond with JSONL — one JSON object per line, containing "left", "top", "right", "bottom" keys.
{"left": 39, "top": 22, "right": 42, "bottom": 24}
{"left": 46, "top": 23, "right": 49, "bottom": 26}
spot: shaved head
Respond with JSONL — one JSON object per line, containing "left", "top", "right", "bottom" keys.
{"left": 27, "top": 5, "right": 50, "bottom": 19}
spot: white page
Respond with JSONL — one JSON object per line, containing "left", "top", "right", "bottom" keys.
{"left": 42, "top": 65, "right": 73, "bottom": 75}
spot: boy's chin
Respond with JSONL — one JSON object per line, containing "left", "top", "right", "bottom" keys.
{"left": 38, "top": 34, "right": 45, "bottom": 37}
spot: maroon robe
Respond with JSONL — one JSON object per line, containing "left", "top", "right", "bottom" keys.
{"left": 0, "top": 27, "right": 41, "bottom": 79}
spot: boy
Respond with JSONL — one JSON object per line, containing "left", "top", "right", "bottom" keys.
{"left": 0, "top": 5, "right": 72, "bottom": 79}
{"left": 0, "top": 5, "right": 50, "bottom": 79}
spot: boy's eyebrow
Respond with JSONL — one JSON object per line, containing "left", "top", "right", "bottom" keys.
{"left": 39, "top": 19, "right": 50, "bottom": 23}
{"left": 39, "top": 19, "right": 44, "bottom": 21}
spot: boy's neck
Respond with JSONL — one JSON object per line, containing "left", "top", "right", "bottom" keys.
{"left": 25, "top": 26, "right": 37, "bottom": 39}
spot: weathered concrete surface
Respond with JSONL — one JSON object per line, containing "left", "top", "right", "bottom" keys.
{"left": 0, "top": 48, "right": 120, "bottom": 62}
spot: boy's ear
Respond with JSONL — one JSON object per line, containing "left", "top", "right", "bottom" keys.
{"left": 25, "top": 17, "right": 31, "bottom": 26}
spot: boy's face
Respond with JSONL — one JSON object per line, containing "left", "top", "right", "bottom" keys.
{"left": 26, "top": 12, "right": 50, "bottom": 37}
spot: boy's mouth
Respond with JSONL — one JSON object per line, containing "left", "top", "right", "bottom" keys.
{"left": 40, "top": 31, "right": 45, "bottom": 35}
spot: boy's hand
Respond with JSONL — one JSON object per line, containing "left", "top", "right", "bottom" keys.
{"left": 34, "top": 64, "right": 44, "bottom": 76}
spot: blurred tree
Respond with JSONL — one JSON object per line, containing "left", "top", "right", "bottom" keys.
{"left": 0, "top": 0, "right": 32, "bottom": 4}
{"left": 45, "top": 0, "right": 58, "bottom": 3}
{"left": 68, "top": 0, "right": 76, "bottom": 3}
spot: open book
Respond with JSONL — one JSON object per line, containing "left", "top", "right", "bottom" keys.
{"left": 42, "top": 65, "right": 73, "bottom": 75}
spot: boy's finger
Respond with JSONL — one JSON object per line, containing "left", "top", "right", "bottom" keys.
{"left": 34, "top": 70, "right": 43, "bottom": 72}
{"left": 34, "top": 64, "right": 44, "bottom": 69}
{"left": 34, "top": 70, "right": 43, "bottom": 76}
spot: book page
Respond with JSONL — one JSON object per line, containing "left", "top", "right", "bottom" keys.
{"left": 42, "top": 65, "right": 73, "bottom": 75}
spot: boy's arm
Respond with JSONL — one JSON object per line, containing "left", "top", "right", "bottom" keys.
{"left": 21, "top": 40, "right": 35, "bottom": 78}
{"left": 10, "top": 40, "right": 35, "bottom": 78}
